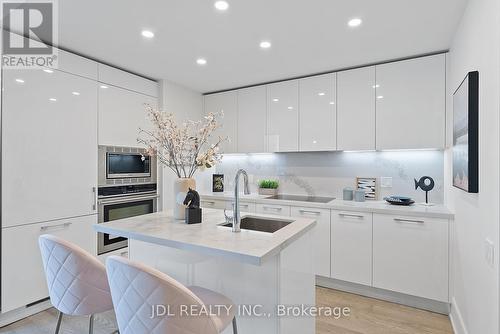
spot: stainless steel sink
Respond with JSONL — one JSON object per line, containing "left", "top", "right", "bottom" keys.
{"left": 219, "top": 216, "right": 293, "bottom": 233}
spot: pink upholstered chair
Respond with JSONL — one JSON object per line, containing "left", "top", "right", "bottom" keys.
{"left": 38, "top": 234, "right": 117, "bottom": 334}
{"left": 105, "top": 255, "right": 238, "bottom": 334}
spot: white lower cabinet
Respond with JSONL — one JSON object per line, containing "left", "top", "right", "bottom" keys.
{"left": 200, "top": 199, "right": 227, "bottom": 210}
{"left": 256, "top": 203, "right": 291, "bottom": 216}
{"left": 230, "top": 201, "right": 257, "bottom": 213}
{"left": 1, "top": 215, "right": 97, "bottom": 313}
{"left": 372, "top": 214, "right": 449, "bottom": 302}
{"left": 291, "top": 207, "right": 331, "bottom": 277}
{"left": 331, "top": 211, "right": 373, "bottom": 286}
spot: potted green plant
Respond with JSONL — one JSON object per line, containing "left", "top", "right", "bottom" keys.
{"left": 258, "top": 179, "right": 279, "bottom": 196}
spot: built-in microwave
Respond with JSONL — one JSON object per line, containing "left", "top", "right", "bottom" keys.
{"left": 107, "top": 151, "right": 151, "bottom": 178}
{"left": 98, "top": 146, "right": 157, "bottom": 186}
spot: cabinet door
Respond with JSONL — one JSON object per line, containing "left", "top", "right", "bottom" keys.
{"left": 98, "top": 84, "right": 158, "bottom": 147}
{"left": 98, "top": 64, "right": 158, "bottom": 97}
{"left": 238, "top": 86, "right": 267, "bottom": 153}
{"left": 1, "top": 215, "right": 96, "bottom": 313}
{"left": 267, "top": 80, "right": 299, "bottom": 152}
{"left": 256, "top": 203, "right": 291, "bottom": 216}
{"left": 376, "top": 55, "right": 445, "bottom": 149}
{"left": 200, "top": 199, "right": 227, "bottom": 210}
{"left": 291, "top": 207, "right": 331, "bottom": 277}
{"left": 331, "top": 211, "right": 372, "bottom": 285}
{"left": 204, "top": 92, "right": 238, "bottom": 153}
{"left": 226, "top": 201, "right": 257, "bottom": 213}
{"left": 372, "top": 214, "right": 449, "bottom": 302}
{"left": 299, "top": 74, "right": 336, "bottom": 151}
{"left": 2, "top": 68, "right": 98, "bottom": 227}
{"left": 337, "top": 67, "right": 376, "bottom": 150}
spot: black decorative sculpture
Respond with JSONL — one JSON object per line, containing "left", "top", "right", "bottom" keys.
{"left": 414, "top": 176, "right": 435, "bottom": 205}
{"left": 183, "top": 188, "right": 202, "bottom": 224}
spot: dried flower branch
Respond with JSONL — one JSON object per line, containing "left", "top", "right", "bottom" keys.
{"left": 138, "top": 104, "right": 227, "bottom": 178}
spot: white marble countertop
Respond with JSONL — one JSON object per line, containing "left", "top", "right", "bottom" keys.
{"left": 94, "top": 208, "right": 316, "bottom": 265}
{"left": 201, "top": 192, "right": 454, "bottom": 219}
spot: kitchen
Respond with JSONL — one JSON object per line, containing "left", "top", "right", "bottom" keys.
{"left": 0, "top": 1, "right": 499, "bottom": 334}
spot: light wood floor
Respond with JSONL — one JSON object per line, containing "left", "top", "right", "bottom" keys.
{"left": 0, "top": 287, "right": 453, "bottom": 334}
{"left": 316, "top": 287, "right": 453, "bottom": 334}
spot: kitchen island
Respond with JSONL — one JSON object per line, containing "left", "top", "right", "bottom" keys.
{"left": 94, "top": 208, "right": 317, "bottom": 334}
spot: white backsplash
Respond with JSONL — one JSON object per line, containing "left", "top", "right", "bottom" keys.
{"left": 198, "top": 150, "right": 444, "bottom": 204}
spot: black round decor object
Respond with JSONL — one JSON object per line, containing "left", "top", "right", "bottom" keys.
{"left": 384, "top": 196, "right": 415, "bottom": 206}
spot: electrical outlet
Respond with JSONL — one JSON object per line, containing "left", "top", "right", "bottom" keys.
{"left": 380, "top": 177, "right": 393, "bottom": 188}
{"left": 485, "top": 238, "right": 495, "bottom": 268}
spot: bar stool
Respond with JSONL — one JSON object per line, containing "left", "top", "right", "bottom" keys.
{"left": 105, "top": 255, "right": 238, "bottom": 334}
{"left": 38, "top": 234, "right": 118, "bottom": 334}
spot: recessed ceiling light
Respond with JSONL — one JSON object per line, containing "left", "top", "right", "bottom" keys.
{"left": 377, "top": 95, "right": 384, "bottom": 99}
{"left": 196, "top": 58, "right": 207, "bottom": 66}
{"left": 214, "top": 1, "right": 229, "bottom": 11}
{"left": 259, "top": 41, "right": 272, "bottom": 49}
{"left": 348, "top": 18, "right": 362, "bottom": 28}
{"left": 15, "top": 78, "right": 24, "bottom": 83}
{"left": 287, "top": 106, "right": 293, "bottom": 110}
{"left": 372, "top": 84, "right": 380, "bottom": 88}
{"left": 318, "top": 92, "right": 325, "bottom": 96}
{"left": 43, "top": 69, "right": 53, "bottom": 73}
{"left": 313, "top": 140, "right": 317, "bottom": 144}
{"left": 100, "top": 85, "right": 108, "bottom": 89}
{"left": 272, "top": 98, "right": 279, "bottom": 102}
{"left": 72, "top": 91, "right": 80, "bottom": 96}
{"left": 49, "top": 98, "right": 57, "bottom": 102}
{"left": 141, "top": 30, "right": 154, "bottom": 38}
{"left": 329, "top": 101, "right": 335, "bottom": 105}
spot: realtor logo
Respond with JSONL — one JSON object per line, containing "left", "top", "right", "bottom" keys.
{"left": 1, "top": 0, "right": 58, "bottom": 68}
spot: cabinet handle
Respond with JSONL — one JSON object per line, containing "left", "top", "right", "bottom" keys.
{"left": 394, "top": 218, "right": 425, "bottom": 224}
{"left": 92, "top": 187, "right": 97, "bottom": 211}
{"left": 263, "top": 206, "right": 282, "bottom": 211}
{"left": 40, "top": 222, "right": 72, "bottom": 231}
{"left": 299, "top": 209, "right": 321, "bottom": 215}
{"left": 339, "top": 213, "right": 364, "bottom": 219}
{"left": 202, "top": 201, "right": 215, "bottom": 206}
{"left": 120, "top": 251, "right": 129, "bottom": 257}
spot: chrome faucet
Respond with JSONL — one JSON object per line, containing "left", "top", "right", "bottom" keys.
{"left": 224, "top": 169, "right": 250, "bottom": 232}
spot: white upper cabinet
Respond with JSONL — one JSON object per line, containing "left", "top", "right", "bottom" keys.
{"left": 98, "top": 84, "right": 158, "bottom": 147}
{"left": 337, "top": 67, "right": 376, "bottom": 150}
{"left": 375, "top": 54, "right": 446, "bottom": 149}
{"left": 237, "top": 86, "right": 267, "bottom": 153}
{"left": 204, "top": 91, "right": 238, "bottom": 153}
{"left": 267, "top": 80, "right": 299, "bottom": 152}
{"left": 98, "top": 64, "right": 158, "bottom": 97}
{"left": 299, "top": 74, "right": 337, "bottom": 151}
{"left": 2, "top": 68, "right": 98, "bottom": 227}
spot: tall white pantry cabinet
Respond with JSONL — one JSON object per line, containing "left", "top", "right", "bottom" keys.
{"left": 0, "top": 46, "right": 158, "bottom": 314}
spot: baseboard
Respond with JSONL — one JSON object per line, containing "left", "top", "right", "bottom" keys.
{"left": 316, "top": 276, "right": 450, "bottom": 315}
{"left": 449, "top": 297, "right": 468, "bottom": 334}
{"left": 0, "top": 300, "right": 52, "bottom": 327}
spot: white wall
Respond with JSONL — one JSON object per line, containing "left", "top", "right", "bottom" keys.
{"left": 158, "top": 80, "right": 211, "bottom": 210}
{"left": 446, "top": 0, "right": 500, "bottom": 333}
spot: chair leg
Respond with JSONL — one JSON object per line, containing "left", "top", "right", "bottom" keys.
{"left": 54, "top": 311, "right": 63, "bottom": 334}
{"left": 89, "top": 314, "right": 94, "bottom": 334}
{"left": 232, "top": 317, "right": 238, "bottom": 334}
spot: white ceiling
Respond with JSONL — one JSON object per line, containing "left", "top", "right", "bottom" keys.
{"left": 54, "top": 0, "right": 467, "bottom": 93}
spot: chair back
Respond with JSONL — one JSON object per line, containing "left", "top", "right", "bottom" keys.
{"left": 106, "top": 255, "right": 220, "bottom": 334}
{"left": 38, "top": 234, "right": 113, "bottom": 316}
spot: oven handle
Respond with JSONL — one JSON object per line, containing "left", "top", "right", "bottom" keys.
{"left": 98, "top": 194, "right": 159, "bottom": 205}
